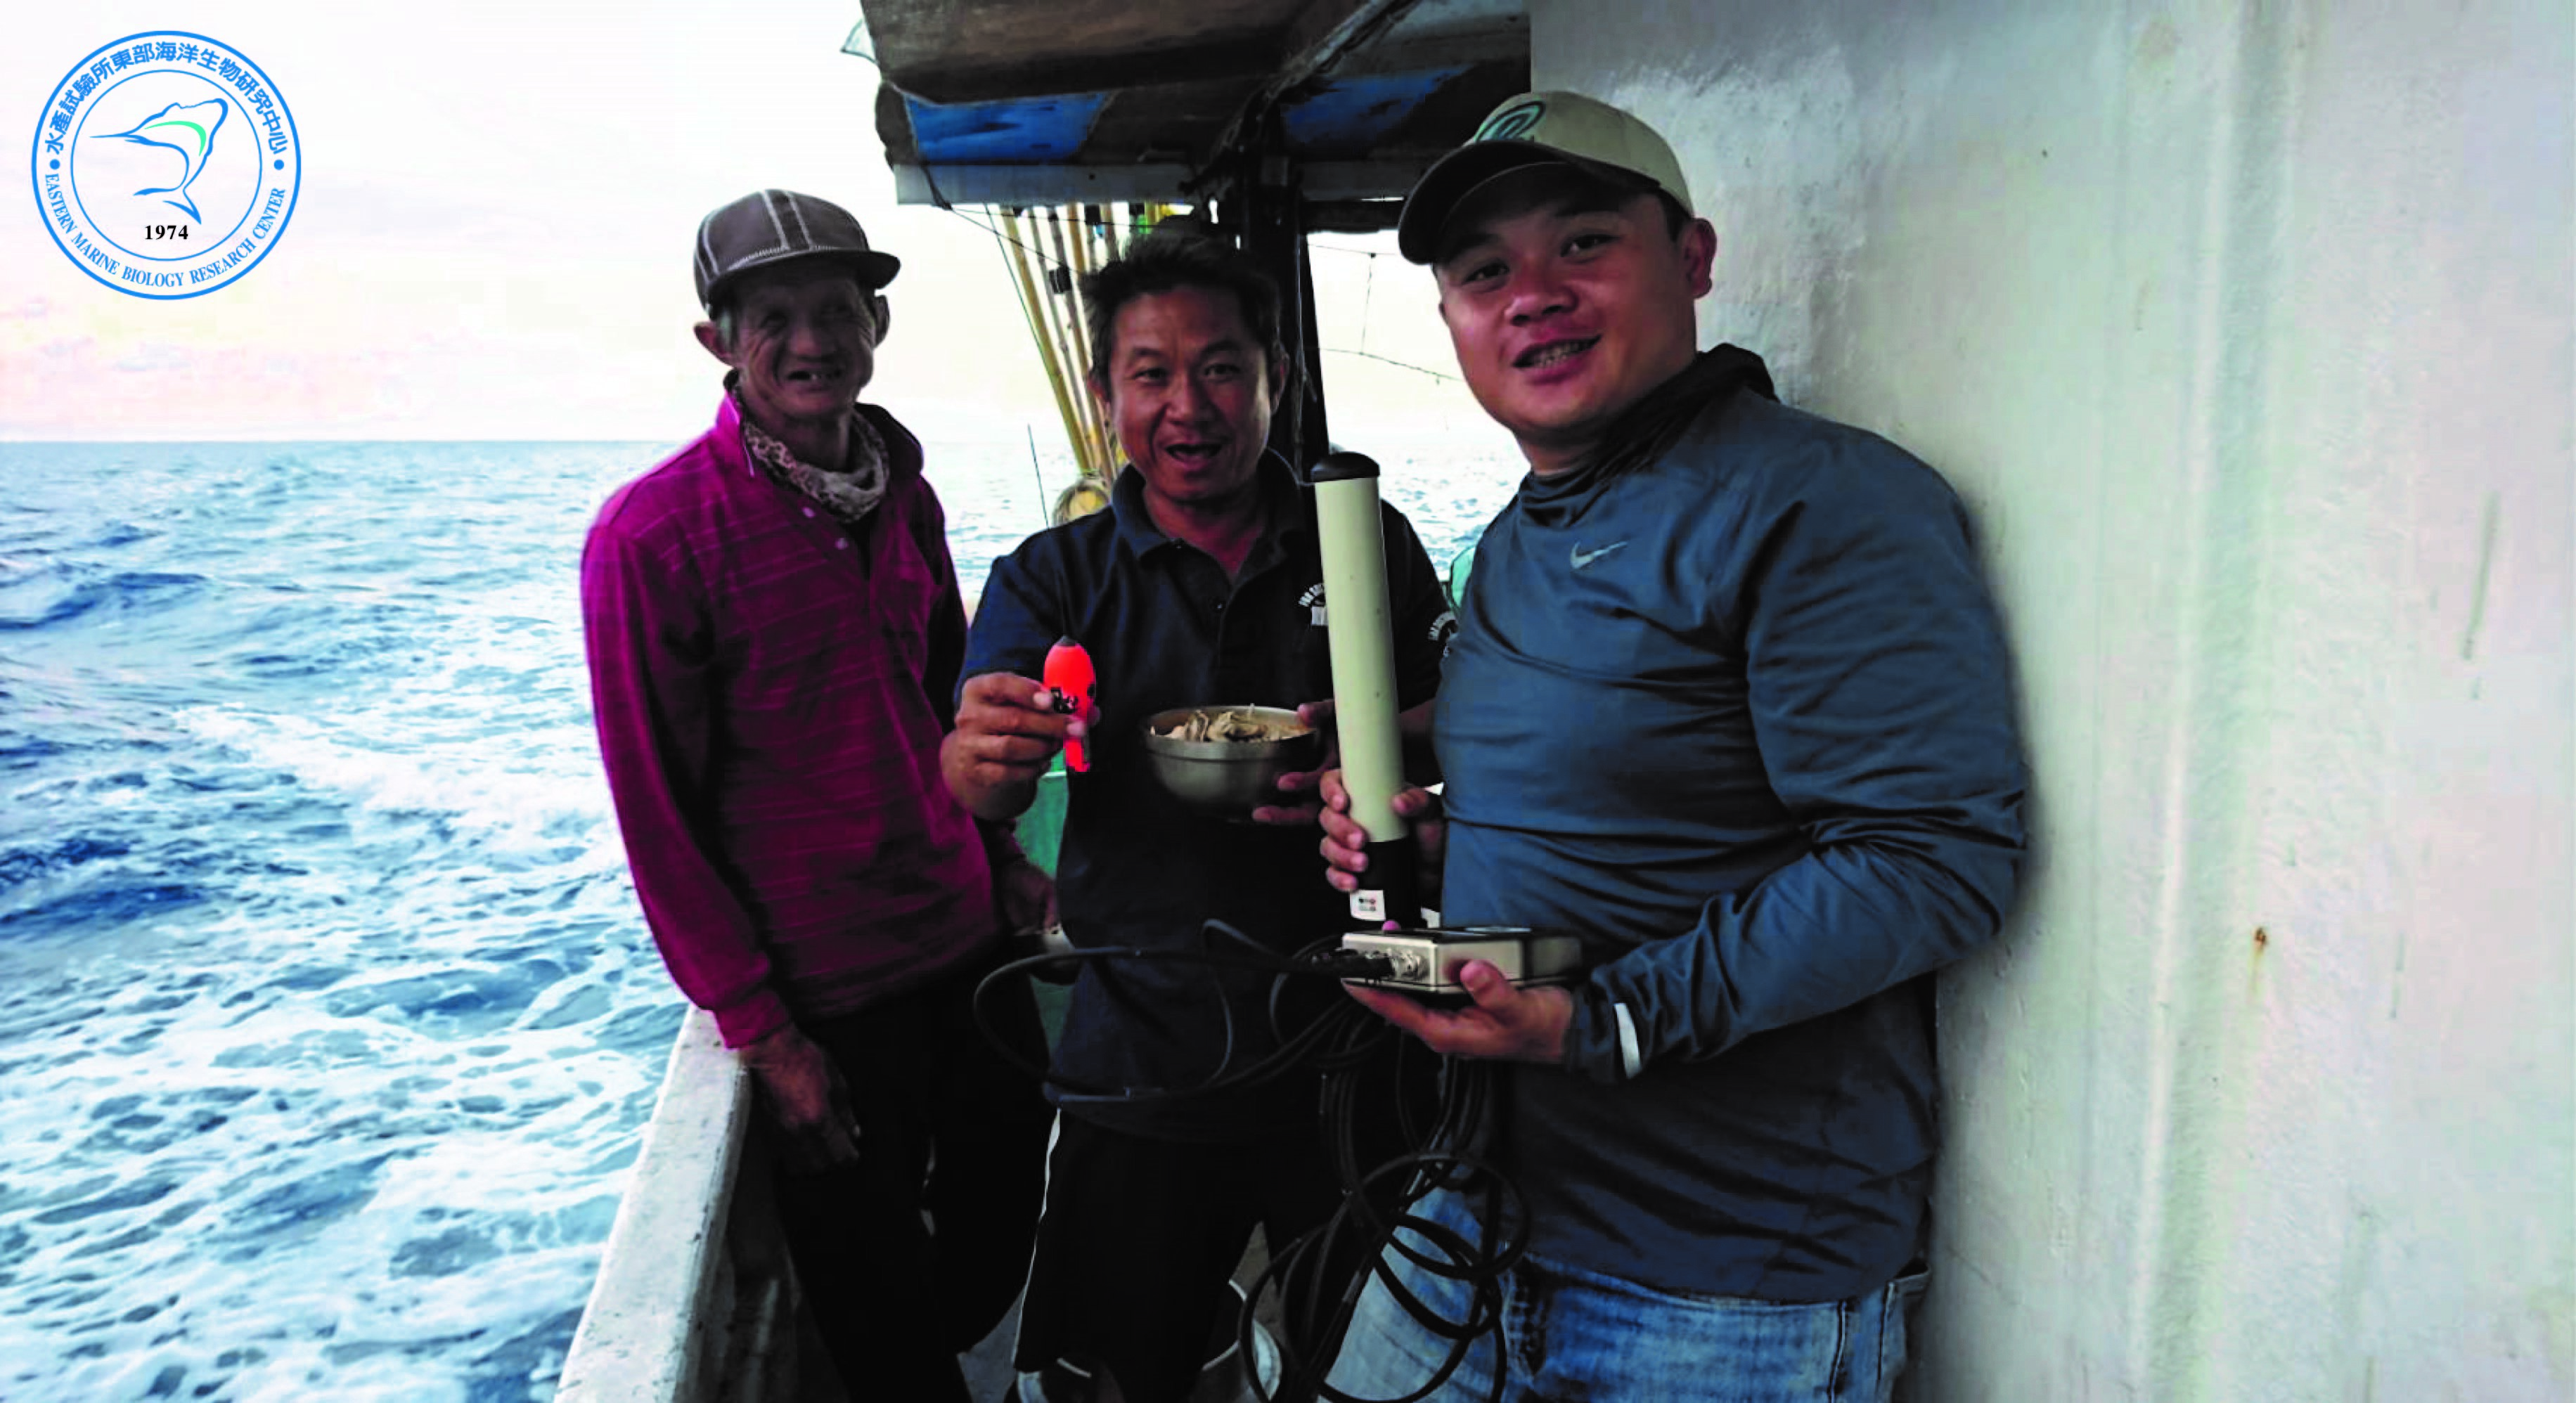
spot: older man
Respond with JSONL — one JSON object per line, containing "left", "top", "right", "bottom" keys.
{"left": 581, "top": 189, "right": 1050, "bottom": 1402}
{"left": 1317, "top": 94, "right": 2030, "bottom": 1400}
{"left": 944, "top": 224, "right": 1455, "bottom": 1403}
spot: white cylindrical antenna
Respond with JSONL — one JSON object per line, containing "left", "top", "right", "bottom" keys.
{"left": 1310, "top": 451, "right": 1419, "bottom": 927}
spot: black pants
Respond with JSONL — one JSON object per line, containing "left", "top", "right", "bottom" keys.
{"left": 1012, "top": 1113, "right": 1353, "bottom": 1403}
{"left": 765, "top": 959, "right": 1051, "bottom": 1402}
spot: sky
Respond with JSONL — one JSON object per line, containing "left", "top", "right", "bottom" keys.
{"left": 5, "top": 0, "right": 1507, "bottom": 454}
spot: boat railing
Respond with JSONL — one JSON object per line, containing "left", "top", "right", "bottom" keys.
{"left": 556, "top": 1006, "right": 811, "bottom": 1403}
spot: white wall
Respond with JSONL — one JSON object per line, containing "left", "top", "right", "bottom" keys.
{"left": 1531, "top": 2, "right": 2572, "bottom": 1397}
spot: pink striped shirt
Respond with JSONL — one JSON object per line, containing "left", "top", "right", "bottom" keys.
{"left": 581, "top": 394, "right": 1000, "bottom": 1047}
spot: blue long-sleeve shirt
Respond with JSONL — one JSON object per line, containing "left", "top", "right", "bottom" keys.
{"left": 1436, "top": 347, "right": 2028, "bottom": 1300}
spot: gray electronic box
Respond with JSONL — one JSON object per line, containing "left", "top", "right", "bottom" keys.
{"left": 1339, "top": 926, "right": 1587, "bottom": 994}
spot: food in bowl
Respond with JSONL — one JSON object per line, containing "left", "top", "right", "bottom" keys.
{"left": 1150, "top": 708, "right": 1310, "bottom": 744}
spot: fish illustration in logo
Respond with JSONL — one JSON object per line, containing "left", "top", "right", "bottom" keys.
{"left": 95, "top": 99, "right": 229, "bottom": 222}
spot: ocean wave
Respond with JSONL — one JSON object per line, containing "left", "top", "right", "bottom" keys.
{"left": 0, "top": 837, "right": 131, "bottom": 891}
{"left": 0, "top": 882, "right": 206, "bottom": 938}
{"left": 89, "top": 524, "right": 158, "bottom": 550}
{"left": 0, "top": 732, "right": 74, "bottom": 770}
{"left": 171, "top": 705, "right": 616, "bottom": 854}
{"left": 0, "top": 572, "right": 212, "bottom": 633}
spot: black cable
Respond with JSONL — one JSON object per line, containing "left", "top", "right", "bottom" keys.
{"left": 1249, "top": 1053, "right": 1526, "bottom": 1403}
{"left": 969, "top": 924, "right": 1396, "bottom": 1103}
{"left": 972, "top": 921, "right": 1534, "bottom": 1402}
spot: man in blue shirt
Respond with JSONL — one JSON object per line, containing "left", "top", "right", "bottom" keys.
{"left": 944, "top": 226, "right": 1454, "bottom": 1403}
{"left": 1317, "top": 93, "right": 2029, "bottom": 1401}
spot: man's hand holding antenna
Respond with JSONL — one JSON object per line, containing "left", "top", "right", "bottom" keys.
{"left": 1313, "top": 765, "right": 1444, "bottom": 906}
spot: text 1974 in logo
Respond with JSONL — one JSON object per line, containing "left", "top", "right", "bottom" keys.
{"left": 30, "top": 32, "right": 300, "bottom": 299}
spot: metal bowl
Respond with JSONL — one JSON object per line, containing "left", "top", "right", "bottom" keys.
{"left": 1140, "top": 705, "right": 1324, "bottom": 816}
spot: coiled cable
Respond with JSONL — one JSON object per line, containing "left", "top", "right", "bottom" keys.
{"left": 972, "top": 920, "right": 1528, "bottom": 1403}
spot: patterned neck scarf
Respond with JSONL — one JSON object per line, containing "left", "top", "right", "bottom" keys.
{"left": 728, "top": 375, "right": 889, "bottom": 526}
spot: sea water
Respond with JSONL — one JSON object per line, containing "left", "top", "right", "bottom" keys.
{"left": 0, "top": 433, "right": 1521, "bottom": 1402}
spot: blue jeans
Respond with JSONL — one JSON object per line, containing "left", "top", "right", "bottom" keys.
{"left": 1324, "top": 1189, "right": 1926, "bottom": 1402}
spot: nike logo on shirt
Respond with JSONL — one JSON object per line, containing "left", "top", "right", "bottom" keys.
{"left": 1571, "top": 541, "right": 1628, "bottom": 569}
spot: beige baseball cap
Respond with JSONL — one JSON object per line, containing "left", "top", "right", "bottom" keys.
{"left": 1397, "top": 91, "right": 1694, "bottom": 264}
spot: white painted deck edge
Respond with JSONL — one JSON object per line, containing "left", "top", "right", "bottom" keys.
{"left": 556, "top": 1005, "right": 749, "bottom": 1403}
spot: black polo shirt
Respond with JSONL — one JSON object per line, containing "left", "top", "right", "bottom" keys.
{"left": 962, "top": 455, "right": 1453, "bottom": 1141}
